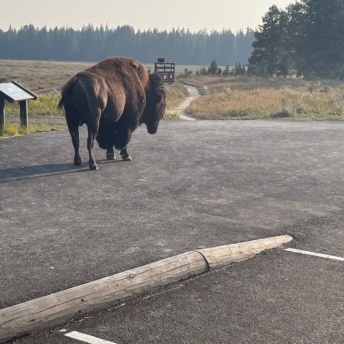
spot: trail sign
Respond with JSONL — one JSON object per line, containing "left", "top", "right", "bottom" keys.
{"left": 154, "top": 59, "right": 175, "bottom": 83}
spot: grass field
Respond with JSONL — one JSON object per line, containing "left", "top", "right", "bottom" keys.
{"left": 0, "top": 59, "right": 188, "bottom": 120}
{"left": 0, "top": 59, "right": 197, "bottom": 94}
{"left": 1, "top": 59, "right": 344, "bottom": 137}
{"left": 181, "top": 75, "right": 344, "bottom": 120}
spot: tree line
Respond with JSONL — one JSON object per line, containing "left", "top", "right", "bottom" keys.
{"left": 0, "top": 24, "right": 254, "bottom": 66}
{"left": 2, "top": 0, "right": 342, "bottom": 80}
{"left": 248, "top": 0, "right": 344, "bottom": 79}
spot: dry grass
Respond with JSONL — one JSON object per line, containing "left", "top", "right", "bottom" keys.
{"left": 2, "top": 60, "right": 344, "bottom": 126}
{"left": 0, "top": 60, "right": 197, "bottom": 94}
{"left": 165, "top": 81, "right": 189, "bottom": 108}
{"left": 4, "top": 93, "right": 62, "bottom": 118}
{"left": 0, "top": 59, "right": 94, "bottom": 93}
{"left": 0, "top": 60, "right": 188, "bottom": 120}
{"left": 1, "top": 122, "right": 67, "bottom": 138}
{"left": 183, "top": 75, "right": 344, "bottom": 120}
{"left": 164, "top": 81, "right": 189, "bottom": 119}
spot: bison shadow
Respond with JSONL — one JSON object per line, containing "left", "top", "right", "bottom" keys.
{"left": 0, "top": 159, "right": 123, "bottom": 183}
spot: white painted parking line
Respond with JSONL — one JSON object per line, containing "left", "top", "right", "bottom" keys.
{"left": 285, "top": 248, "right": 344, "bottom": 262}
{"left": 64, "top": 331, "right": 117, "bottom": 344}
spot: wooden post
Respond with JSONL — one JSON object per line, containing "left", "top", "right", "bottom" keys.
{"left": 19, "top": 100, "right": 28, "bottom": 128}
{"left": 0, "top": 97, "right": 4, "bottom": 135}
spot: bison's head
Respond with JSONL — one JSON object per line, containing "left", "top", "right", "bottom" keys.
{"left": 141, "top": 73, "right": 166, "bottom": 134}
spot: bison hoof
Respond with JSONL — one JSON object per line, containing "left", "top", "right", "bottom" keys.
{"left": 122, "top": 155, "right": 132, "bottom": 161}
{"left": 106, "top": 152, "right": 116, "bottom": 160}
{"left": 89, "top": 164, "right": 98, "bottom": 170}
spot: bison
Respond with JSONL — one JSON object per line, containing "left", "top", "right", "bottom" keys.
{"left": 58, "top": 56, "right": 166, "bottom": 170}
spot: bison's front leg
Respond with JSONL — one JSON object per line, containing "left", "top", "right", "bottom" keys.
{"left": 114, "top": 126, "right": 133, "bottom": 161}
{"left": 106, "top": 147, "right": 116, "bottom": 160}
{"left": 87, "top": 127, "right": 98, "bottom": 170}
{"left": 120, "top": 147, "right": 132, "bottom": 161}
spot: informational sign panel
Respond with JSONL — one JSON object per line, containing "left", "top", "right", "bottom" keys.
{"left": 0, "top": 82, "right": 36, "bottom": 103}
{"left": 0, "top": 81, "right": 37, "bottom": 134}
{"left": 154, "top": 61, "right": 175, "bottom": 83}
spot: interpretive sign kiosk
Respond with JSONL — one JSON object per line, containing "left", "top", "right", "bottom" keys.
{"left": 0, "top": 81, "right": 37, "bottom": 135}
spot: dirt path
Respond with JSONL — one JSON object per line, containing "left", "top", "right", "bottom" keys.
{"left": 172, "top": 85, "right": 200, "bottom": 120}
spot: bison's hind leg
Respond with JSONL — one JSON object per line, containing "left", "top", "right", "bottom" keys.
{"left": 72, "top": 131, "right": 82, "bottom": 166}
{"left": 86, "top": 119, "right": 101, "bottom": 170}
{"left": 66, "top": 116, "right": 82, "bottom": 166}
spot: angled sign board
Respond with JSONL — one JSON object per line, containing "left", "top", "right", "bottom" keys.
{"left": 0, "top": 81, "right": 37, "bottom": 103}
{"left": 0, "top": 81, "right": 37, "bottom": 135}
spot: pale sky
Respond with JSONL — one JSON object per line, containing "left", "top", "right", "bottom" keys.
{"left": 0, "top": 0, "right": 294, "bottom": 33}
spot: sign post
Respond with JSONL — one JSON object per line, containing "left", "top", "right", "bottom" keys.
{"left": 154, "top": 58, "right": 175, "bottom": 83}
{"left": 0, "top": 97, "right": 4, "bottom": 136}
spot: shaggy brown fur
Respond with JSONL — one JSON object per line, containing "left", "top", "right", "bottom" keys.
{"left": 58, "top": 56, "right": 166, "bottom": 170}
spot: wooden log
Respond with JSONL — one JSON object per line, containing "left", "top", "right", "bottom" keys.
{"left": 0, "top": 251, "right": 207, "bottom": 343}
{"left": 0, "top": 235, "right": 293, "bottom": 342}
{"left": 197, "top": 235, "right": 293, "bottom": 269}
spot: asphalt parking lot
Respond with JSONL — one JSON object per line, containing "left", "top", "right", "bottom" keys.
{"left": 1, "top": 120, "right": 343, "bottom": 343}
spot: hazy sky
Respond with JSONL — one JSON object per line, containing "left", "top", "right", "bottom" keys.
{"left": 1, "top": 0, "right": 294, "bottom": 32}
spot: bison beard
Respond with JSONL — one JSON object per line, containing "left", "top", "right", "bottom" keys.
{"left": 58, "top": 56, "right": 166, "bottom": 170}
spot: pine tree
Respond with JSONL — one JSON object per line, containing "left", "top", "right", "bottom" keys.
{"left": 248, "top": 6, "right": 289, "bottom": 76}
{"left": 208, "top": 59, "right": 219, "bottom": 75}
{"left": 299, "top": 0, "right": 344, "bottom": 78}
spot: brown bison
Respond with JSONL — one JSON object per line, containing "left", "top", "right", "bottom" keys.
{"left": 58, "top": 56, "right": 166, "bottom": 170}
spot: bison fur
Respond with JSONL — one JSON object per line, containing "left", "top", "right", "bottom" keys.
{"left": 58, "top": 56, "right": 166, "bottom": 170}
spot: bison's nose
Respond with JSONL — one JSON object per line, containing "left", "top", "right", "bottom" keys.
{"left": 148, "top": 128, "right": 157, "bottom": 134}
{"left": 147, "top": 126, "right": 158, "bottom": 134}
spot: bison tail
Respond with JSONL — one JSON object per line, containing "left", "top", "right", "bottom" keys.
{"left": 57, "top": 76, "right": 80, "bottom": 111}
{"left": 58, "top": 77, "right": 85, "bottom": 127}
{"left": 57, "top": 97, "right": 64, "bottom": 111}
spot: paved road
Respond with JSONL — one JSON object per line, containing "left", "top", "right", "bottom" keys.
{"left": 18, "top": 245, "right": 343, "bottom": 344}
{"left": 1, "top": 120, "right": 343, "bottom": 343}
